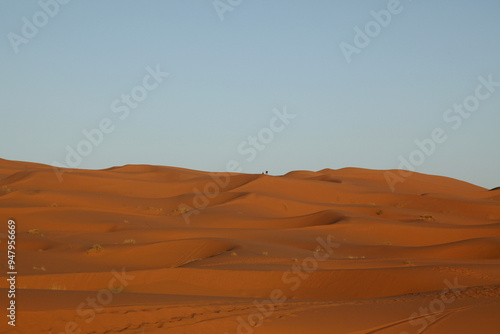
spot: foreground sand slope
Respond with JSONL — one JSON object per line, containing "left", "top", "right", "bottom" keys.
{"left": 0, "top": 158, "right": 499, "bottom": 333}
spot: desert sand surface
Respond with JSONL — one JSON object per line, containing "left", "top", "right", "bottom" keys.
{"left": 1, "top": 158, "right": 499, "bottom": 334}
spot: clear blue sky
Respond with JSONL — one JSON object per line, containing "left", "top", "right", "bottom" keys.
{"left": 1, "top": 0, "right": 499, "bottom": 188}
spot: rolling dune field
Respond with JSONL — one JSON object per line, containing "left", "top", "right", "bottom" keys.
{"left": 1, "top": 158, "right": 499, "bottom": 333}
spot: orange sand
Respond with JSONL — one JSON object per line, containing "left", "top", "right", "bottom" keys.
{"left": 0, "top": 158, "right": 499, "bottom": 333}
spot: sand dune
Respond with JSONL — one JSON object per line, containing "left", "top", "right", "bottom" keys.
{"left": 0, "top": 158, "right": 499, "bottom": 333}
